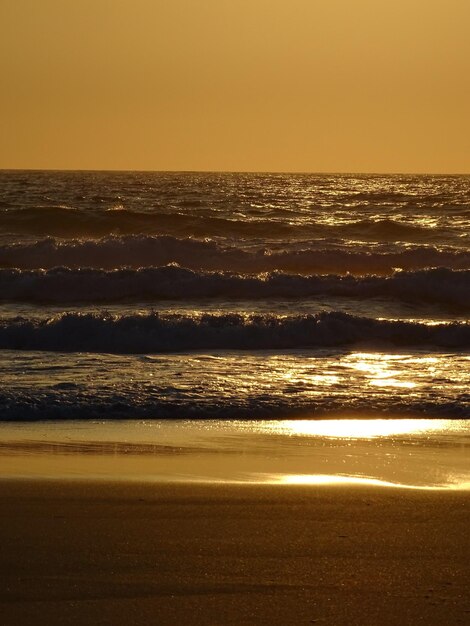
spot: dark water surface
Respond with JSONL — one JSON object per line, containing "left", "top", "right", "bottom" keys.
{"left": 0, "top": 171, "right": 469, "bottom": 420}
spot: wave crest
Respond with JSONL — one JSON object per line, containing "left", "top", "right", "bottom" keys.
{"left": 0, "top": 207, "right": 455, "bottom": 242}
{"left": 1, "top": 311, "right": 468, "bottom": 353}
{"left": 1, "top": 236, "right": 469, "bottom": 274}
{"left": 0, "top": 266, "right": 468, "bottom": 309}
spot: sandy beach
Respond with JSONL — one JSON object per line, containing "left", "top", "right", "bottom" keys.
{"left": 0, "top": 479, "right": 469, "bottom": 626}
{"left": 0, "top": 420, "right": 468, "bottom": 624}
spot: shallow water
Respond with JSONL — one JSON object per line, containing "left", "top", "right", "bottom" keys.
{"left": 1, "top": 349, "right": 469, "bottom": 419}
{"left": 0, "top": 419, "right": 469, "bottom": 489}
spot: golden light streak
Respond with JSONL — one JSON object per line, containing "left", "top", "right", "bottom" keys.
{"left": 272, "top": 474, "right": 470, "bottom": 490}
{"left": 266, "top": 419, "right": 451, "bottom": 439}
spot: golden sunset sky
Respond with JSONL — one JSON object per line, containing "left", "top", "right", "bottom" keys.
{"left": 1, "top": 0, "right": 469, "bottom": 172}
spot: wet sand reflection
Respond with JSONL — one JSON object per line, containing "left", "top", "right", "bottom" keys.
{"left": 0, "top": 419, "right": 468, "bottom": 490}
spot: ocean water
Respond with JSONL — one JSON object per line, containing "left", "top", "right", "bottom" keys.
{"left": 0, "top": 170, "right": 469, "bottom": 420}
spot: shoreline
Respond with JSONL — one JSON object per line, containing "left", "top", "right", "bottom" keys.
{"left": 0, "top": 418, "right": 468, "bottom": 490}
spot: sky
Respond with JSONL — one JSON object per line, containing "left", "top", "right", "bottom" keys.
{"left": 1, "top": 0, "right": 469, "bottom": 173}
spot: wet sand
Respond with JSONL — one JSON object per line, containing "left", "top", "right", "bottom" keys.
{"left": 0, "top": 480, "right": 469, "bottom": 626}
{"left": 0, "top": 419, "right": 469, "bottom": 489}
{"left": 0, "top": 420, "right": 469, "bottom": 624}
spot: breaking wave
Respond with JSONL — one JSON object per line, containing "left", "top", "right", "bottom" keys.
{"left": 1, "top": 311, "right": 469, "bottom": 353}
{"left": 0, "top": 266, "right": 468, "bottom": 309}
{"left": 1, "top": 236, "right": 470, "bottom": 274}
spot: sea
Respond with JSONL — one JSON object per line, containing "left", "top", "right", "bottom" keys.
{"left": 0, "top": 170, "right": 469, "bottom": 422}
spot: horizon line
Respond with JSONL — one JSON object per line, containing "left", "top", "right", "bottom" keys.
{"left": 1, "top": 167, "right": 469, "bottom": 176}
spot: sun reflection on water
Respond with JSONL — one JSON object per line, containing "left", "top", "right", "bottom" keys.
{"left": 267, "top": 418, "right": 453, "bottom": 439}
{"left": 270, "top": 474, "right": 470, "bottom": 490}
{"left": 275, "top": 474, "right": 441, "bottom": 489}
{"left": 369, "top": 379, "right": 416, "bottom": 388}
{"left": 346, "top": 352, "right": 419, "bottom": 390}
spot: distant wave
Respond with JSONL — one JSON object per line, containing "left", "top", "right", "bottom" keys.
{"left": 0, "top": 266, "right": 468, "bottom": 309}
{"left": 1, "top": 311, "right": 469, "bottom": 353}
{"left": 1, "top": 236, "right": 469, "bottom": 274}
{"left": 0, "top": 207, "right": 455, "bottom": 242}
